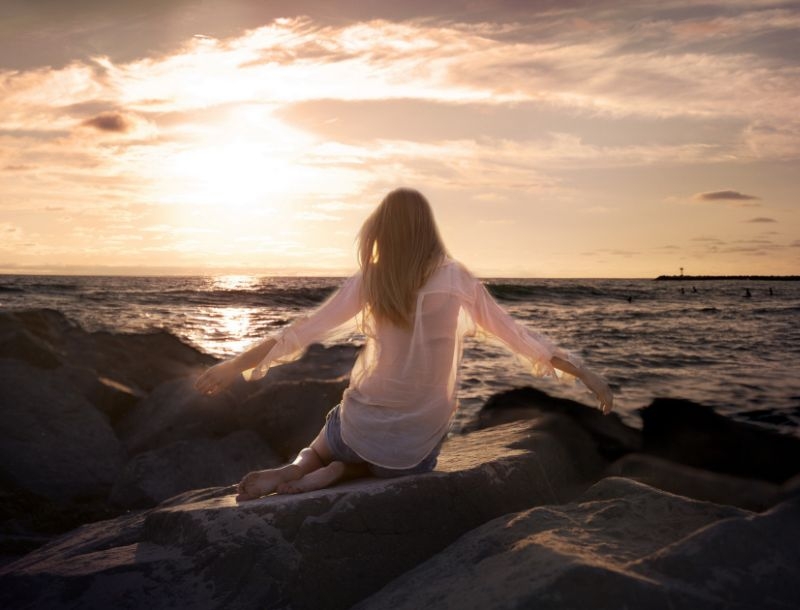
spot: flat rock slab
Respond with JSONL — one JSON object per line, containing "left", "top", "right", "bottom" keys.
{"left": 0, "top": 418, "right": 601, "bottom": 610}
{"left": 356, "top": 477, "right": 800, "bottom": 610}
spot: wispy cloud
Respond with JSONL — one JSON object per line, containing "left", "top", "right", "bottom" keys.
{"left": 81, "top": 111, "right": 132, "bottom": 133}
{"left": 693, "top": 190, "right": 760, "bottom": 202}
{"left": 746, "top": 216, "right": 776, "bottom": 223}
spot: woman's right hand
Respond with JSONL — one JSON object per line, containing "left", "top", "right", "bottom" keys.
{"left": 195, "top": 360, "right": 239, "bottom": 396}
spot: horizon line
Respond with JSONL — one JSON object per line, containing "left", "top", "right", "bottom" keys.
{"left": 2, "top": 265, "right": 792, "bottom": 281}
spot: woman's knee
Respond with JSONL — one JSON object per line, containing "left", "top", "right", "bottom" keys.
{"left": 310, "top": 429, "right": 334, "bottom": 464}
{"left": 293, "top": 446, "right": 324, "bottom": 469}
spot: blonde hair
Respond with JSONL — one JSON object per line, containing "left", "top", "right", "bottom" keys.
{"left": 358, "top": 188, "right": 447, "bottom": 329}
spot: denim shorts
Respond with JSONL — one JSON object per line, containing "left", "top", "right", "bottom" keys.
{"left": 323, "top": 404, "right": 442, "bottom": 478}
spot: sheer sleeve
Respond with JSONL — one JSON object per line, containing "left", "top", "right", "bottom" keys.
{"left": 244, "top": 272, "right": 364, "bottom": 380}
{"left": 464, "top": 272, "right": 579, "bottom": 379}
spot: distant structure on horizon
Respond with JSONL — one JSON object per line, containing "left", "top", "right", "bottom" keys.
{"left": 655, "top": 274, "right": 800, "bottom": 281}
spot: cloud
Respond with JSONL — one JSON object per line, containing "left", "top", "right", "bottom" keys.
{"left": 81, "top": 111, "right": 132, "bottom": 133}
{"left": 690, "top": 236, "right": 726, "bottom": 244}
{"left": 693, "top": 190, "right": 760, "bottom": 202}
{"left": 2, "top": 7, "right": 800, "bottom": 274}
{"left": 0, "top": 223, "right": 26, "bottom": 251}
{"left": 746, "top": 217, "right": 776, "bottom": 223}
{"left": 583, "top": 248, "right": 640, "bottom": 258}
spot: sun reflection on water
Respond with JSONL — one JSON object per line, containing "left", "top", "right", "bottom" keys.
{"left": 216, "top": 305, "right": 257, "bottom": 355}
{"left": 212, "top": 274, "right": 261, "bottom": 292}
{"left": 187, "top": 274, "right": 268, "bottom": 358}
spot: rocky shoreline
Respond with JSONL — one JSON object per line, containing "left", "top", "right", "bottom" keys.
{"left": 1, "top": 309, "right": 799, "bottom": 609}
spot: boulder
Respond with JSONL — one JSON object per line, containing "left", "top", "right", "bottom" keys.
{"left": 235, "top": 378, "right": 349, "bottom": 460}
{"left": 0, "top": 309, "right": 69, "bottom": 369}
{"left": 640, "top": 398, "right": 800, "bottom": 483}
{"left": 258, "top": 342, "right": 359, "bottom": 383}
{"left": 223, "top": 343, "right": 359, "bottom": 405}
{"left": 0, "top": 481, "right": 122, "bottom": 566}
{"left": 781, "top": 473, "right": 800, "bottom": 500}
{"left": 0, "top": 417, "right": 604, "bottom": 610}
{"left": 0, "top": 308, "right": 217, "bottom": 393}
{"left": 355, "top": 478, "right": 800, "bottom": 610}
{"left": 109, "top": 431, "right": 281, "bottom": 509}
{"left": 607, "top": 453, "right": 781, "bottom": 511}
{"left": 477, "top": 386, "right": 642, "bottom": 460}
{"left": 115, "top": 377, "right": 240, "bottom": 455}
{"left": 0, "top": 325, "right": 61, "bottom": 369}
{"left": 69, "top": 328, "right": 217, "bottom": 395}
{"left": 0, "top": 359, "right": 124, "bottom": 502}
{"left": 54, "top": 364, "right": 144, "bottom": 424}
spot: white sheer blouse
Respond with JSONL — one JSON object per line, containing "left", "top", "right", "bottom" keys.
{"left": 245, "top": 258, "right": 575, "bottom": 469}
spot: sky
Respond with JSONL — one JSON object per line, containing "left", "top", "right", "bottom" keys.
{"left": 1, "top": 0, "right": 799, "bottom": 277}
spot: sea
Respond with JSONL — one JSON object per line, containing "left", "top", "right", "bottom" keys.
{"left": 2, "top": 274, "right": 799, "bottom": 435}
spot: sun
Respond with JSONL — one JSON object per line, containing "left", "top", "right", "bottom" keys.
{"left": 164, "top": 142, "right": 288, "bottom": 209}
{"left": 150, "top": 103, "right": 325, "bottom": 207}
{"left": 142, "top": 108, "right": 365, "bottom": 267}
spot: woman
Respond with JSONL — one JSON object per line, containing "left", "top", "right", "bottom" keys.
{"left": 196, "top": 188, "right": 613, "bottom": 500}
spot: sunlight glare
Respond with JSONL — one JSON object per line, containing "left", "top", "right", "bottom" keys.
{"left": 212, "top": 274, "right": 260, "bottom": 291}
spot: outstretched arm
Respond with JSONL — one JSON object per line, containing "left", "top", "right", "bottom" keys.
{"left": 195, "top": 337, "right": 277, "bottom": 396}
{"left": 195, "top": 273, "right": 363, "bottom": 396}
{"left": 466, "top": 274, "right": 614, "bottom": 414}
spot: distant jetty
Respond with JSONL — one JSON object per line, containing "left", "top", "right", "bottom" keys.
{"left": 655, "top": 275, "right": 800, "bottom": 281}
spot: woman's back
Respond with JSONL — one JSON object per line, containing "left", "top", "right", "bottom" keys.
{"left": 349, "top": 259, "right": 463, "bottom": 406}
{"left": 342, "top": 259, "right": 466, "bottom": 468}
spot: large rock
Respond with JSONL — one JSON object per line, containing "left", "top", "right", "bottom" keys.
{"left": 0, "top": 309, "right": 217, "bottom": 394}
{"left": 0, "top": 310, "right": 72, "bottom": 369}
{"left": 109, "top": 431, "right": 281, "bottom": 508}
{"left": 640, "top": 398, "right": 800, "bottom": 483}
{"left": 68, "top": 328, "right": 216, "bottom": 395}
{"left": 607, "top": 453, "right": 781, "bottom": 511}
{"left": 477, "top": 386, "right": 642, "bottom": 461}
{"left": 0, "top": 417, "right": 605, "bottom": 610}
{"left": 356, "top": 478, "right": 800, "bottom": 610}
{"left": 235, "top": 378, "right": 349, "bottom": 460}
{"left": 54, "top": 364, "right": 144, "bottom": 424}
{"left": 0, "top": 359, "right": 124, "bottom": 502}
{"left": 257, "top": 342, "right": 359, "bottom": 383}
{"left": 115, "top": 378, "right": 240, "bottom": 455}
{"left": 222, "top": 342, "right": 359, "bottom": 405}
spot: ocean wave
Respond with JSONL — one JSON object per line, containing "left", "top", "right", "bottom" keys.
{"left": 487, "top": 283, "right": 609, "bottom": 303}
{"left": 127, "top": 285, "right": 338, "bottom": 309}
{"left": 27, "top": 281, "right": 80, "bottom": 291}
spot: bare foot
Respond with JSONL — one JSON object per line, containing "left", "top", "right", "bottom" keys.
{"left": 277, "top": 462, "right": 347, "bottom": 494}
{"left": 236, "top": 465, "right": 301, "bottom": 501}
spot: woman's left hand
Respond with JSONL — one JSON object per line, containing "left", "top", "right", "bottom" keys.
{"left": 582, "top": 370, "right": 614, "bottom": 415}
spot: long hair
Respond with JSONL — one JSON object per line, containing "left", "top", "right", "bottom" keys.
{"left": 358, "top": 188, "right": 447, "bottom": 329}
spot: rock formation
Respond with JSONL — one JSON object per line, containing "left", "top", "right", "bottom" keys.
{"left": 2, "top": 309, "right": 799, "bottom": 609}
{"left": 355, "top": 478, "right": 800, "bottom": 610}
{"left": 0, "top": 419, "right": 601, "bottom": 610}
